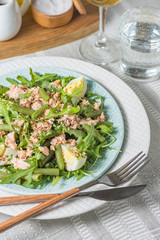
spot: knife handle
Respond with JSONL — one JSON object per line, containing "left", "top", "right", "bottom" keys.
{"left": 0, "top": 187, "right": 80, "bottom": 233}
{"left": 0, "top": 194, "right": 59, "bottom": 205}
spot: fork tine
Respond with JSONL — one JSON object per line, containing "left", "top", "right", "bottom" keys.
{"left": 119, "top": 157, "right": 149, "bottom": 182}
{"left": 116, "top": 153, "right": 147, "bottom": 177}
{"left": 115, "top": 151, "right": 144, "bottom": 175}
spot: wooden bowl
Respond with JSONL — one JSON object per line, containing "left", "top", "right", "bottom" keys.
{"left": 31, "top": 0, "right": 74, "bottom": 28}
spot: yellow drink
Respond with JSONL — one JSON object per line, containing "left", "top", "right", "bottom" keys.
{"left": 17, "top": 0, "right": 23, "bottom": 7}
{"left": 87, "top": 0, "right": 121, "bottom": 7}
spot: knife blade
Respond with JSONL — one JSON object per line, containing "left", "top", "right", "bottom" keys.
{"left": 78, "top": 185, "right": 146, "bottom": 200}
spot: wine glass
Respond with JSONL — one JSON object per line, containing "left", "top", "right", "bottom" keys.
{"left": 79, "top": 0, "right": 121, "bottom": 65}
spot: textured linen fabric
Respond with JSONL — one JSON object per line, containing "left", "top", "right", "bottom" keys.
{"left": 0, "top": 0, "right": 160, "bottom": 239}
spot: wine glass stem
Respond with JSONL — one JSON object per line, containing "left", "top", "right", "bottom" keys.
{"left": 96, "top": 7, "right": 107, "bottom": 49}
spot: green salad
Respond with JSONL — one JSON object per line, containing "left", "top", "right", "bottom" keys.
{"left": 0, "top": 69, "right": 116, "bottom": 189}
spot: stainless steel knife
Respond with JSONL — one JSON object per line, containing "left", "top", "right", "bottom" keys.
{"left": 0, "top": 184, "right": 146, "bottom": 232}
{"left": 78, "top": 185, "right": 146, "bottom": 200}
{"left": 0, "top": 185, "right": 146, "bottom": 206}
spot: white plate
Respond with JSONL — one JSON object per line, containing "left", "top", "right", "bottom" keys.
{"left": 0, "top": 57, "right": 150, "bottom": 220}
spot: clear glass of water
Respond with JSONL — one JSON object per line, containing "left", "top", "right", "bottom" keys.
{"left": 119, "top": 7, "right": 160, "bottom": 82}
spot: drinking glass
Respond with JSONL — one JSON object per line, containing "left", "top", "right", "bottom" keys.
{"left": 79, "top": 0, "right": 121, "bottom": 65}
{"left": 119, "top": 7, "right": 160, "bottom": 82}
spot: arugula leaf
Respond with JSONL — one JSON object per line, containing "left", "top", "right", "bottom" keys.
{"left": 38, "top": 130, "right": 62, "bottom": 143}
{"left": 62, "top": 124, "right": 86, "bottom": 142}
{"left": 32, "top": 71, "right": 42, "bottom": 80}
{"left": 86, "top": 91, "right": 104, "bottom": 110}
{"left": 86, "top": 91, "right": 103, "bottom": 100}
{"left": 91, "top": 143, "right": 103, "bottom": 158}
{"left": 37, "top": 80, "right": 51, "bottom": 90}
{"left": 96, "top": 122, "right": 114, "bottom": 134}
{"left": 42, "top": 105, "right": 60, "bottom": 120}
{"left": 72, "top": 169, "right": 92, "bottom": 181}
{"left": 88, "top": 157, "right": 98, "bottom": 170}
{"left": 35, "top": 73, "right": 58, "bottom": 82}
{"left": 22, "top": 176, "right": 50, "bottom": 189}
{"left": 0, "top": 100, "right": 12, "bottom": 130}
{"left": 17, "top": 75, "right": 31, "bottom": 87}
{"left": 52, "top": 176, "right": 62, "bottom": 185}
{"left": 61, "top": 94, "right": 72, "bottom": 104}
{"left": 35, "top": 152, "right": 45, "bottom": 161}
{"left": 101, "top": 133, "right": 117, "bottom": 148}
{"left": 96, "top": 123, "right": 116, "bottom": 147}
{"left": 79, "top": 103, "right": 102, "bottom": 118}
{"left": 23, "top": 132, "right": 34, "bottom": 148}
{"left": 45, "top": 107, "right": 80, "bottom": 119}
{"left": 30, "top": 68, "right": 35, "bottom": 86}
{"left": 0, "top": 160, "right": 37, "bottom": 184}
{"left": 37, "top": 80, "right": 60, "bottom": 92}
{"left": 5, "top": 166, "right": 15, "bottom": 174}
{"left": 0, "top": 136, "right": 5, "bottom": 144}
{"left": 61, "top": 76, "right": 75, "bottom": 87}
{"left": 19, "top": 92, "right": 31, "bottom": 99}
{"left": 6, "top": 78, "right": 19, "bottom": 86}
{"left": 0, "top": 85, "right": 9, "bottom": 94}
{"left": 19, "top": 94, "right": 26, "bottom": 99}
{"left": 78, "top": 123, "right": 94, "bottom": 152}
{"left": 73, "top": 98, "right": 78, "bottom": 107}
{"left": 49, "top": 105, "right": 60, "bottom": 114}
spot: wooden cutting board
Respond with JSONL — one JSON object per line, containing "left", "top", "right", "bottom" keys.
{"left": 0, "top": 1, "right": 99, "bottom": 60}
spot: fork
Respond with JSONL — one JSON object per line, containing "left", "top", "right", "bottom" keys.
{"left": 100, "top": 151, "right": 149, "bottom": 186}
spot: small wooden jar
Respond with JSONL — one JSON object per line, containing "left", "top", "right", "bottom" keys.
{"left": 31, "top": 0, "right": 74, "bottom": 28}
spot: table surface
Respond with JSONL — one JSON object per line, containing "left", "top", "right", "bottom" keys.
{"left": 1, "top": 0, "right": 160, "bottom": 239}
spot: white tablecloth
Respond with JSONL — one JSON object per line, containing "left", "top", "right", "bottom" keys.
{"left": 1, "top": 0, "right": 160, "bottom": 239}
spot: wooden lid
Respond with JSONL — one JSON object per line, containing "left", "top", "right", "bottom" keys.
{"left": 31, "top": 0, "right": 74, "bottom": 28}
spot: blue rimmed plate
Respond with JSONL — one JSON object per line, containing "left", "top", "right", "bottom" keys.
{"left": 0, "top": 66, "right": 124, "bottom": 195}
